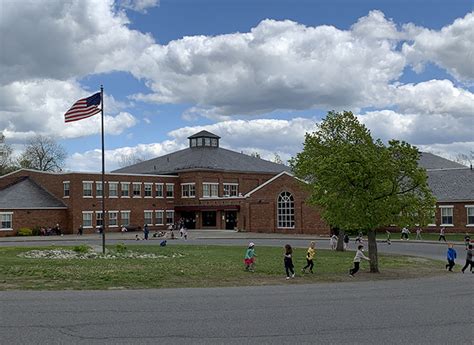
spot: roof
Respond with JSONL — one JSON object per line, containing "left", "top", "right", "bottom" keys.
{"left": 188, "top": 130, "right": 221, "bottom": 139}
{"left": 112, "top": 146, "right": 291, "bottom": 175}
{"left": 427, "top": 168, "right": 474, "bottom": 202}
{"left": 418, "top": 152, "right": 466, "bottom": 170}
{"left": 0, "top": 177, "right": 67, "bottom": 209}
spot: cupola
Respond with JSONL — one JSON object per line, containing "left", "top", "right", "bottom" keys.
{"left": 188, "top": 130, "right": 220, "bottom": 148}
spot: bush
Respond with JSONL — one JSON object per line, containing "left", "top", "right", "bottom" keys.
{"left": 31, "top": 226, "right": 42, "bottom": 236}
{"left": 73, "top": 244, "right": 91, "bottom": 253}
{"left": 17, "top": 228, "right": 33, "bottom": 236}
{"left": 115, "top": 243, "right": 127, "bottom": 254}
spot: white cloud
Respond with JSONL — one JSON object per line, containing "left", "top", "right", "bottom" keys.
{"left": 402, "top": 12, "right": 474, "bottom": 82}
{"left": 417, "top": 142, "right": 474, "bottom": 165}
{"left": 118, "top": 0, "right": 159, "bottom": 13}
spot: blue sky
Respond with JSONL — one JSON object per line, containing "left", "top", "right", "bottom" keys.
{"left": 1, "top": 0, "right": 473, "bottom": 171}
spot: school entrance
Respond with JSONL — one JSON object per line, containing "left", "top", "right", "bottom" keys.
{"left": 180, "top": 211, "right": 196, "bottom": 229}
{"left": 225, "top": 211, "right": 237, "bottom": 230}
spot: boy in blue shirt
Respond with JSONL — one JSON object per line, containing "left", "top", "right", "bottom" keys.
{"left": 445, "top": 244, "right": 457, "bottom": 272}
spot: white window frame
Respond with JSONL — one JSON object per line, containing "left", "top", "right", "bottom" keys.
{"left": 83, "top": 181, "right": 93, "bottom": 198}
{"left": 82, "top": 211, "right": 93, "bottom": 228}
{"left": 155, "top": 183, "right": 164, "bottom": 198}
{"left": 132, "top": 182, "right": 142, "bottom": 198}
{"left": 121, "top": 182, "right": 130, "bottom": 198}
{"left": 427, "top": 207, "right": 437, "bottom": 227}
{"left": 95, "top": 211, "right": 104, "bottom": 228}
{"left": 277, "top": 191, "right": 295, "bottom": 229}
{"left": 465, "top": 205, "right": 474, "bottom": 226}
{"left": 109, "top": 182, "right": 118, "bottom": 198}
{"left": 223, "top": 183, "right": 238, "bottom": 197}
{"left": 166, "top": 183, "right": 174, "bottom": 198}
{"left": 440, "top": 206, "right": 454, "bottom": 226}
{"left": 181, "top": 183, "right": 196, "bottom": 198}
{"left": 144, "top": 183, "right": 153, "bottom": 198}
{"left": 166, "top": 210, "right": 175, "bottom": 225}
{"left": 108, "top": 211, "right": 118, "bottom": 227}
{"left": 155, "top": 210, "right": 164, "bottom": 225}
{"left": 63, "top": 181, "right": 70, "bottom": 198}
{"left": 144, "top": 210, "right": 153, "bottom": 226}
{"left": 120, "top": 211, "right": 131, "bottom": 226}
{"left": 0, "top": 212, "right": 13, "bottom": 230}
{"left": 95, "top": 181, "right": 103, "bottom": 198}
{"left": 203, "top": 182, "right": 219, "bottom": 198}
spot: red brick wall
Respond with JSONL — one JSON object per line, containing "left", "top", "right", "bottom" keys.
{"left": 0, "top": 209, "right": 68, "bottom": 237}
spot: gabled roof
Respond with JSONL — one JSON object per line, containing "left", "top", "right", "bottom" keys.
{"left": 112, "top": 146, "right": 291, "bottom": 175}
{"left": 419, "top": 152, "right": 465, "bottom": 170}
{"left": 188, "top": 130, "right": 221, "bottom": 139}
{"left": 245, "top": 171, "right": 300, "bottom": 197}
{"left": 0, "top": 177, "right": 67, "bottom": 209}
{"left": 427, "top": 168, "right": 474, "bottom": 202}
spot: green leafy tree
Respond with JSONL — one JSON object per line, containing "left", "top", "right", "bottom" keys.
{"left": 290, "top": 111, "right": 435, "bottom": 272}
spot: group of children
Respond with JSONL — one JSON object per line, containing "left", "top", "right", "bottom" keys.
{"left": 244, "top": 240, "right": 369, "bottom": 279}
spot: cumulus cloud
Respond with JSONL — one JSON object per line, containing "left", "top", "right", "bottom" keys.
{"left": 118, "top": 0, "right": 159, "bottom": 13}
{"left": 403, "top": 12, "right": 474, "bottom": 82}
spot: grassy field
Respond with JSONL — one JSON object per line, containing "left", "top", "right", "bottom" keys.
{"left": 376, "top": 232, "right": 472, "bottom": 242}
{"left": 0, "top": 244, "right": 446, "bottom": 291}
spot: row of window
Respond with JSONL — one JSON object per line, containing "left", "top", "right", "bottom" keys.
{"left": 81, "top": 210, "right": 175, "bottom": 228}
{"left": 438, "top": 206, "right": 474, "bottom": 226}
{"left": 67, "top": 181, "right": 240, "bottom": 199}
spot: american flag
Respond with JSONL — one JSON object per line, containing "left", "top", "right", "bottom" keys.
{"left": 64, "top": 92, "right": 101, "bottom": 123}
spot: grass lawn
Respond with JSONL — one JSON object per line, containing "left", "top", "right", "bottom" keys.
{"left": 0, "top": 244, "right": 446, "bottom": 291}
{"left": 376, "top": 232, "right": 472, "bottom": 242}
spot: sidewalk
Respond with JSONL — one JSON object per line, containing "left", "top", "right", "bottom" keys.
{"left": 0, "top": 230, "right": 464, "bottom": 244}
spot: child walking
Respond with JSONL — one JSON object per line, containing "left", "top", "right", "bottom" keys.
{"left": 461, "top": 244, "right": 473, "bottom": 274}
{"left": 284, "top": 244, "right": 295, "bottom": 279}
{"left": 445, "top": 243, "right": 457, "bottom": 272}
{"left": 244, "top": 242, "right": 256, "bottom": 272}
{"left": 302, "top": 241, "right": 316, "bottom": 274}
{"left": 349, "top": 245, "right": 370, "bottom": 277}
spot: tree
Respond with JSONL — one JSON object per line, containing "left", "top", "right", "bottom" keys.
{"left": 0, "top": 133, "right": 19, "bottom": 175}
{"left": 117, "top": 153, "right": 146, "bottom": 168}
{"left": 250, "top": 152, "right": 261, "bottom": 159}
{"left": 272, "top": 153, "right": 284, "bottom": 164}
{"left": 290, "top": 111, "right": 435, "bottom": 273}
{"left": 18, "top": 135, "right": 67, "bottom": 172}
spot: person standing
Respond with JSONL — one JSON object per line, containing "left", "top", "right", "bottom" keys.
{"left": 244, "top": 242, "right": 256, "bottom": 272}
{"left": 438, "top": 227, "right": 447, "bottom": 242}
{"left": 77, "top": 225, "right": 83, "bottom": 236}
{"left": 284, "top": 244, "right": 295, "bottom": 279}
{"left": 143, "top": 224, "right": 149, "bottom": 240}
{"left": 349, "top": 245, "right": 370, "bottom": 277}
{"left": 461, "top": 244, "right": 473, "bottom": 274}
{"left": 302, "top": 241, "right": 316, "bottom": 274}
{"left": 445, "top": 244, "right": 457, "bottom": 271}
{"left": 343, "top": 234, "right": 350, "bottom": 251}
{"left": 415, "top": 227, "right": 423, "bottom": 240}
{"left": 330, "top": 234, "right": 338, "bottom": 250}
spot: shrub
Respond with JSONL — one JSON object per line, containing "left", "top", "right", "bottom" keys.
{"left": 73, "top": 244, "right": 91, "bottom": 253}
{"left": 17, "top": 228, "right": 33, "bottom": 236}
{"left": 31, "top": 226, "right": 42, "bottom": 236}
{"left": 115, "top": 243, "right": 127, "bottom": 254}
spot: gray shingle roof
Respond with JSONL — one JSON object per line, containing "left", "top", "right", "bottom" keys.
{"left": 188, "top": 131, "right": 221, "bottom": 139}
{"left": 419, "top": 152, "right": 466, "bottom": 170}
{"left": 0, "top": 177, "right": 67, "bottom": 209}
{"left": 112, "top": 147, "right": 291, "bottom": 174}
{"left": 427, "top": 168, "right": 474, "bottom": 201}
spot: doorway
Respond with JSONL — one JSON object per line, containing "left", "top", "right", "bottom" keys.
{"left": 225, "top": 211, "right": 237, "bottom": 230}
{"left": 181, "top": 212, "right": 196, "bottom": 229}
{"left": 202, "top": 211, "right": 216, "bottom": 227}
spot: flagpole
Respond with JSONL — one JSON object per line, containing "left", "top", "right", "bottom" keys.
{"left": 100, "top": 85, "right": 106, "bottom": 254}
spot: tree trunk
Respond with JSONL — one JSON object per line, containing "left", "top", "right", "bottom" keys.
{"left": 336, "top": 229, "right": 345, "bottom": 251}
{"left": 367, "top": 230, "right": 379, "bottom": 273}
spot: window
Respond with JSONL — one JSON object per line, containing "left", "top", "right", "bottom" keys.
{"left": 82, "top": 212, "right": 93, "bottom": 228}
{"left": 203, "top": 183, "right": 219, "bottom": 197}
{"left": 121, "top": 182, "right": 130, "bottom": 197}
{"left": 155, "top": 210, "right": 164, "bottom": 225}
{"left": 223, "top": 183, "right": 238, "bottom": 197}
{"left": 63, "top": 181, "right": 70, "bottom": 197}
{"left": 96, "top": 211, "right": 103, "bottom": 227}
{"left": 191, "top": 138, "right": 197, "bottom": 147}
{"left": 96, "top": 182, "right": 103, "bottom": 198}
{"left": 109, "top": 182, "right": 118, "bottom": 197}
{"left": 204, "top": 137, "right": 211, "bottom": 146}
{"left": 428, "top": 208, "right": 436, "bottom": 226}
{"left": 155, "top": 183, "right": 164, "bottom": 198}
{"left": 440, "top": 206, "right": 453, "bottom": 225}
{"left": 202, "top": 211, "right": 216, "bottom": 227}
{"left": 121, "top": 211, "right": 130, "bottom": 226}
{"left": 132, "top": 183, "right": 141, "bottom": 197}
{"left": 109, "top": 211, "right": 118, "bottom": 227}
{"left": 144, "top": 183, "right": 153, "bottom": 197}
{"left": 211, "top": 138, "right": 218, "bottom": 147}
{"left": 181, "top": 183, "right": 196, "bottom": 198}
{"left": 166, "top": 210, "right": 174, "bottom": 225}
{"left": 0, "top": 212, "right": 13, "bottom": 230}
{"left": 83, "top": 182, "right": 93, "bottom": 197}
{"left": 466, "top": 206, "right": 474, "bottom": 225}
{"left": 277, "top": 191, "right": 295, "bottom": 229}
{"left": 144, "top": 211, "right": 153, "bottom": 226}
{"left": 166, "top": 184, "right": 174, "bottom": 198}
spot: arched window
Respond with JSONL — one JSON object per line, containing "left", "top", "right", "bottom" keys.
{"left": 277, "top": 191, "right": 295, "bottom": 229}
